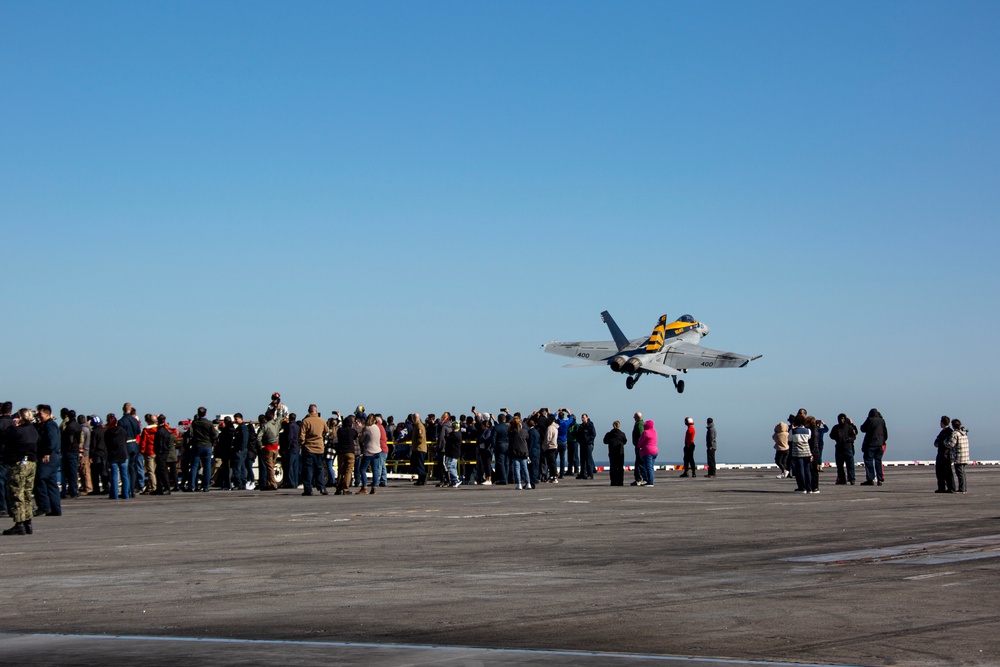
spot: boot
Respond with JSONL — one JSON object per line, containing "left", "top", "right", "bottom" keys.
{"left": 23, "top": 520, "right": 32, "bottom": 535}
{"left": 3, "top": 522, "right": 26, "bottom": 536}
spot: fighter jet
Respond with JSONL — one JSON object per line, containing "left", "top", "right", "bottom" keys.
{"left": 543, "top": 311, "right": 761, "bottom": 392}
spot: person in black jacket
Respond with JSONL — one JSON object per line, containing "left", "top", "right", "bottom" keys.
{"left": 153, "top": 415, "right": 174, "bottom": 496}
{"left": 859, "top": 409, "right": 888, "bottom": 486}
{"left": 88, "top": 417, "right": 107, "bottom": 495}
{"left": 705, "top": 418, "right": 718, "bottom": 478}
{"left": 830, "top": 414, "right": 858, "bottom": 485}
{"left": 933, "top": 415, "right": 956, "bottom": 493}
{"left": 334, "top": 416, "right": 359, "bottom": 495}
{"left": 603, "top": 422, "right": 627, "bottom": 486}
{"left": 575, "top": 414, "right": 597, "bottom": 480}
{"left": 3, "top": 408, "right": 38, "bottom": 535}
{"left": 33, "top": 405, "right": 62, "bottom": 516}
{"left": 105, "top": 414, "right": 131, "bottom": 500}
{"left": 0, "top": 401, "right": 13, "bottom": 516}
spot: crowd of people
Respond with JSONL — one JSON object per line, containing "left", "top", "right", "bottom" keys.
{"left": 0, "top": 395, "right": 976, "bottom": 535}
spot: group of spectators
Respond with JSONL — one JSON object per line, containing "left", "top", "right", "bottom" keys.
{"left": 1, "top": 396, "right": 976, "bottom": 535}
{"left": 771, "top": 408, "right": 973, "bottom": 495}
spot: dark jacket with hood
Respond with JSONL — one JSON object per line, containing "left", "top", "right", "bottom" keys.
{"left": 603, "top": 427, "right": 627, "bottom": 453}
{"left": 860, "top": 409, "right": 887, "bottom": 451}
{"left": 830, "top": 415, "right": 858, "bottom": 454}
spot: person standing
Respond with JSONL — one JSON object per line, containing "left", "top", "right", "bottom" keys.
{"left": 357, "top": 415, "right": 382, "bottom": 494}
{"left": 544, "top": 416, "right": 559, "bottom": 483}
{"left": 603, "top": 421, "right": 627, "bottom": 486}
{"left": 334, "top": 415, "right": 359, "bottom": 495}
{"left": 284, "top": 414, "right": 301, "bottom": 489}
{"left": 61, "top": 410, "right": 82, "bottom": 498}
{"left": 104, "top": 414, "right": 130, "bottom": 500}
{"left": 859, "top": 408, "right": 887, "bottom": 486}
{"left": 188, "top": 407, "right": 217, "bottom": 492}
{"left": 556, "top": 409, "right": 575, "bottom": 478}
{"left": 679, "top": 417, "right": 697, "bottom": 478}
{"left": 788, "top": 415, "right": 813, "bottom": 494}
{"left": 33, "top": 405, "right": 62, "bottom": 516}
{"left": 410, "top": 413, "right": 428, "bottom": 486}
{"left": 443, "top": 421, "right": 463, "bottom": 488}
{"left": 630, "top": 412, "right": 646, "bottom": 486}
{"left": 492, "top": 413, "right": 510, "bottom": 486}
{"left": 637, "top": 419, "right": 658, "bottom": 486}
{"left": 299, "top": 404, "right": 329, "bottom": 496}
{"left": 705, "top": 418, "right": 717, "bottom": 478}
{"left": 120, "top": 403, "right": 142, "bottom": 499}
{"left": 152, "top": 414, "right": 174, "bottom": 495}
{"left": 0, "top": 402, "right": 13, "bottom": 516}
{"left": 231, "top": 413, "right": 249, "bottom": 492}
{"left": 510, "top": 418, "right": 531, "bottom": 490}
{"left": 3, "top": 408, "right": 38, "bottom": 535}
{"left": 773, "top": 422, "right": 790, "bottom": 479}
{"left": 78, "top": 414, "right": 93, "bottom": 495}
{"left": 575, "top": 414, "right": 596, "bottom": 480}
{"left": 950, "top": 419, "right": 970, "bottom": 494}
{"left": 830, "top": 414, "right": 858, "bottom": 485}
{"left": 88, "top": 416, "right": 106, "bottom": 494}
{"left": 933, "top": 416, "right": 956, "bottom": 493}
{"left": 257, "top": 411, "right": 281, "bottom": 491}
{"left": 138, "top": 414, "right": 159, "bottom": 494}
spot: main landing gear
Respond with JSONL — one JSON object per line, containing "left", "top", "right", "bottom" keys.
{"left": 672, "top": 375, "right": 685, "bottom": 394}
{"left": 625, "top": 375, "right": 638, "bottom": 390}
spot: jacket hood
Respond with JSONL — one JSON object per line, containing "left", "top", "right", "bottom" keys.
{"left": 867, "top": 408, "right": 880, "bottom": 419}
{"left": 644, "top": 420, "right": 655, "bottom": 429}
{"left": 775, "top": 422, "right": 788, "bottom": 433}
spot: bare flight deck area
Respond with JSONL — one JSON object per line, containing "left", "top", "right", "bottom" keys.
{"left": 0, "top": 467, "right": 998, "bottom": 667}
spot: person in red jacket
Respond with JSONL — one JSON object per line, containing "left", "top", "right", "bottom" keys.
{"left": 680, "top": 417, "right": 697, "bottom": 478}
{"left": 137, "top": 414, "right": 159, "bottom": 494}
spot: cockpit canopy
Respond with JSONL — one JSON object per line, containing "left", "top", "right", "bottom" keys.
{"left": 677, "top": 314, "right": 695, "bottom": 323}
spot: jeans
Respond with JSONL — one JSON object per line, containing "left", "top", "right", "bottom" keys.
{"left": 567, "top": 441, "right": 579, "bottom": 474}
{"left": 641, "top": 454, "right": 656, "bottom": 485}
{"left": 512, "top": 458, "right": 530, "bottom": 487}
{"left": 954, "top": 463, "right": 967, "bottom": 493}
{"left": 359, "top": 454, "right": 383, "bottom": 488}
{"left": 444, "top": 456, "right": 460, "bottom": 486}
{"left": 633, "top": 446, "right": 646, "bottom": 482}
{"left": 126, "top": 442, "right": 141, "bottom": 498}
{"left": 378, "top": 451, "right": 388, "bottom": 486}
{"left": 286, "top": 450, "right": 300, "bottom": 488}
{"left": 190, "top": 446, "right": 213, "bottom": 491}
{"left": 862, "top": 447, "right": 884, "bottom": 482}
{"left": 61, "top": 452, "right": 80, "bottom": 496}
{"left": 232, "top": 450, "right": 247, "bottom": 490}
{"left": 836, "top": 449, "right": 856, "bottom": 483}
{"left": 325, "top": 458, "right": 336, "bottom": 487}
{"left": 34, "top": 455, "right": 62, "bottom": 514}
{"left": 493, "top": 444, "right": 508, "bottom": 484}
{"left": 792, "top": 456, "right": 812, "bottom": 491}
{"left": 301, "top": 452, "right": 326, "bottom": 492}
{"left": 109, "top": 460, "right": 130, "bottom": 499}
{"left": 410, "top": 450, "right": 427, "bottom": 484}
{"left": 557, "top": 443, "right": 567, "bottom": 475}
{"left": 528, "top": 444, "right": 541, "bottom": 485}
{"left": 579, "top": 443, "right": 594, "bottom": 477}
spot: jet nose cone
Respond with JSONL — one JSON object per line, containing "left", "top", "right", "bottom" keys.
{"left": 700, "top": 323, "right": 710, "bottom": 336}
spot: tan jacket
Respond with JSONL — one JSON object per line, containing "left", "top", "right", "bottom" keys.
{"left": 299, "top": 414, "right": 329, "bottom": 455}
{"left": 412, "top": 420, "right": 427, "bottom": 453}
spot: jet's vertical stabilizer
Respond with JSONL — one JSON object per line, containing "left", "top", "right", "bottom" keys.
{"left": 600, "top": 311, "right": 629, "bottom": 352}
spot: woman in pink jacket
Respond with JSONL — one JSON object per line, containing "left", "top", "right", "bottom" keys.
{"left": 637, "top": 420, "right": 658, "bottom": 486}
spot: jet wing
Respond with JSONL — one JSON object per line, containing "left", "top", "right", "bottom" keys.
{"left": 662, "top": 341, "right": 762, "bottom": 369}
{"left": 542, "top": 340, "right": 619, "bottom": 361}
{"left": 637, "top": 360, "right": 683, "bottom": 377}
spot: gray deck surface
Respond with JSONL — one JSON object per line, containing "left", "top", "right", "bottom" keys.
{"left": 1, "top": 467, "right": 996, "bottom": 666}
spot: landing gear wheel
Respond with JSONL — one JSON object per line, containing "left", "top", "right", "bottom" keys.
{"left": 625, "top": 376, "right": 636, "bottom": 390}
{"left": 676, "top": 380, "right": 685, "bottom": 394}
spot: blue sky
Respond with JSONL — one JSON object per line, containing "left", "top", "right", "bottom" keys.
{"left": 3, "top": 1, "right": 998, "bottom": 463}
